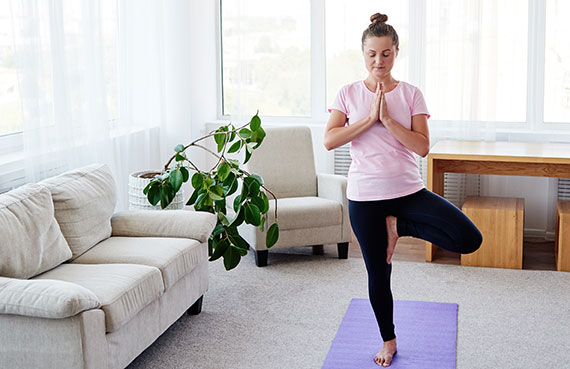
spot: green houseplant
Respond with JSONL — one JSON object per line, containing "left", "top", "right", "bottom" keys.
{"left": 142, "top": 113, "right": 279, "bottom": 270}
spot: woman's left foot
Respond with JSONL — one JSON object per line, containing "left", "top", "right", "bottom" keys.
{"left": 385, "top": 216, "right": 398, "bottom": 264}
{"left": 374, "top": 338, "right": 397, "bottom": 366}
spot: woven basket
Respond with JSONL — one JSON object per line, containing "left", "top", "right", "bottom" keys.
{"left": 128, "top": 171, "right": 184, "bottom": 210}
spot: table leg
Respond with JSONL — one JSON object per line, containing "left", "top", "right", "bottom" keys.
{"left": 426, "top": 157, "right": 445, "bottom": 261}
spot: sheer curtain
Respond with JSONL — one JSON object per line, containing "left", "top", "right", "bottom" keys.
{"left": 11, "top": 0, "right": 191, "bottom": 210}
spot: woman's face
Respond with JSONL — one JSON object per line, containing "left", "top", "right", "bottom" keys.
{"left": 363, "top": 36, "right": 398, "bottom": 79}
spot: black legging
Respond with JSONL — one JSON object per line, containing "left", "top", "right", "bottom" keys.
{"left": 348, "top": 188, "right": 482, "bottom": 341}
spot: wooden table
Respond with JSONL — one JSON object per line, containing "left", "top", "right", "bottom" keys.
{"left": 426, "top": 140, "right": 570, "bottom": 261}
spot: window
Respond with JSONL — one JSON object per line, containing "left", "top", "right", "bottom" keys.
{"left": 0, "top": 2, "right": 21, "bottom": 136}
{"left": 544, "top": 0, "right": 570, "bottom": 123}
{"left": 325, "top": 1, "right": 408, "bottom": 108}
{"left": 220, "top": 0, "right": 311, "bottom": 117}
{"left": 425, "top": 0, "right": 528, "bottom": 122}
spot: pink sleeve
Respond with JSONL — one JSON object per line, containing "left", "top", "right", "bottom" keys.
{"left": 328, "top": 86, "right": 348, "bottom": 115}
{"left": 412, "top": 87, "right": 430, "bottom": 119}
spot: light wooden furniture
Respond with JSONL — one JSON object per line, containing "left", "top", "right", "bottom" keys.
{"left": 461, "top": 196, "right": 524, "bottom": 269}
{"left": 427, "top": 140, "right": 570, "bottom": 262}
{"left": 555, "top": 200, "right": 570, "bottom": 272}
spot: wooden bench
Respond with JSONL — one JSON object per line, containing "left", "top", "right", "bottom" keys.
{"left": 556, "top": 200, "right": 570, "bottom": 272}
{"left": 460, "top": 196, "right": 524, "bottom": 269}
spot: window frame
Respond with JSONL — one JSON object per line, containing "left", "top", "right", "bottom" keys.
{"left": 216, "top": 0, "right": 570, "bottom": 134}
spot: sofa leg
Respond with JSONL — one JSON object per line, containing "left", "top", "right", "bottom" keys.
{"left": 255, "top": 250, "right": 268, "bottom": 267}
{"left": 337, "top": 242, "right": 349, "bottom": 259}
{"left": 187, "top": 296, "right": 203, "bottom": 315}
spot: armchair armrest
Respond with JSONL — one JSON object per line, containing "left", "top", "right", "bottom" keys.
{"left": 111, "top": 210, "right": 217, "bottom": 243}
{"left": 317, "top": 173, "right": 347, "bottom": 204}
{"left": 0, "top": 277, "right": 100, "bottom": 319}
{"left": 317, "top": 173, "right": 352, "bottom": 242}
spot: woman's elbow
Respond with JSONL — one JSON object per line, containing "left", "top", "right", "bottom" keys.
{"left": 418, "top": 143, "right": 430, "bottom": 157}
{"left": 323, "top": 136, "right": 336, "bottom": 151}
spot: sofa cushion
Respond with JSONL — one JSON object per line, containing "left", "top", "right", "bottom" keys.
{"left": 0, "top": 183, "right": 72, "bottom": 279}
{"left": 33, "top": 263, "right": 163, "bottom": 333}
{"left": 0, "top": 276, "right": 100, "bottom": 319}
{"left": 72, "top": 237, "right": 207, "bottom": 289}
{"left": 265, "top": 196, "right": 342, "bottom": 231}
{"left": 41, "top": 164, "right": 116, "bottom": 259}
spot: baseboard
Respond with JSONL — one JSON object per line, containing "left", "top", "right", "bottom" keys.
{"left": 524, "top": 228, "right": 556, "bottom": 241}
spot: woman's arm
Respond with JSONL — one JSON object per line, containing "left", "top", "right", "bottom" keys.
{"left": 324, "top": 83, "right": 381, "bottom": 151}
{"left": 380, "top": 91, "right": 430, "bottom": 157}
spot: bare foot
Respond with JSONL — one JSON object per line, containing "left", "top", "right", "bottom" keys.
{"left": 374, "top": 338, "right": 397, "bottom": 367}
{"left": 385, "top": 215, "right": 399, "bottom": 264}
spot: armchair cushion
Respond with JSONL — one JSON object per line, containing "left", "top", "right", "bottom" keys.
{"left": 0, "top": 183, "right": 72, "bottom": 279}
{"left": 41, "top": 164, "right": 116, "bottom": 260}
{"left": 245, "top": 126, "right": 317, "bottom": 198}
{"left": 0, "top": 276, "right": 100, "bottom": 319}
{"left": 265, "top": 197, "right": 342, "bottom": 230}
{"left": 110, "top": 210, "right": 217, "bottom": 243}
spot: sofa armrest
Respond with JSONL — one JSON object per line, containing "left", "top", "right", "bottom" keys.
{"left": 0, "top": 277, "right": 100, "bottom": 319}
{"left": 111, "top": 210, "right": 217, "bottom": 243}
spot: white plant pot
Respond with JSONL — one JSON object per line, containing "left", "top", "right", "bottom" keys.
{"left": 128, "top": 171, "right": 184, "bottom": 210}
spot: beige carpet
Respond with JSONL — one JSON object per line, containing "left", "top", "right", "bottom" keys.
{"left": 127, "top": 249, "right": 570, "bottom": 369}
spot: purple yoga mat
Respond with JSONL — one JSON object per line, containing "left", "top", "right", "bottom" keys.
{"left": 322, "top": 299, "right": 457, "bottom": 369}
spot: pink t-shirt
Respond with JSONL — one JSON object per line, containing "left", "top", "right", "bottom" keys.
{"left": 330, "top": 80, "right": 430, "bottom": 201}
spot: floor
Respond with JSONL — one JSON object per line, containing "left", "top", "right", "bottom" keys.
{"left": 317, "top": 236, "right": 557, "bottom": 271}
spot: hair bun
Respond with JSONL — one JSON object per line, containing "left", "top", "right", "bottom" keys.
{"left": 370, "top": 13, "right": 388, "bottom": 24}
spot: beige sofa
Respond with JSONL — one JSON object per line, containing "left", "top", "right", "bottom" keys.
{"left": 0, "top": 164, "right": 217, "bottom": 369}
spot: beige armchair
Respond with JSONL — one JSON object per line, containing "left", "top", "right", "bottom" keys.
{"left": 239, "top": 126, "right": 352, "bottom": 266}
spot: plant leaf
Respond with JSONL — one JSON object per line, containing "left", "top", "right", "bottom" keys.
{"left": 143, "top": 181, "right": 153, "bottom": 195}
{"left": 217, "top": 162, "right": 231, "bottom": 181}
{"left": 250, "top": 114, "right": 261, "bottom": 131}
{"left": 212, "top": 223, "right": 225, "bottom": 237}
{"left": 170, "top": 168, "right": 183, "bottom": 192}
{"left": 209, "top": 237, "right": 229, "bottom": 261}
{"left": 174, "top": 144, "right": 185, "bottom": 152}
{"left": 260, "top": 191, "right": 270, "bottom": 213}
{"left": 244, "top": 203, "right": 261, "bottom": 226}
{"left": 175, "top": 154, "right": 185, "bottom": 162}
{"left": 233, "top": 195, "right": 242, "bottom": 212}
{"left": 244, "top": 176, "right": 260, "bottom": 197}
{"left": 260, "top": 215, "right": 266, "bottom": 232}
{"left": 191, "top": 172, "right": 203, "bottom": 189}
{"left": 208, "top": 185, "right": 224, "bottom": 201}
{"left": 251, "top": 195, "right": 266, "bottom": 214}
{"left": 239, "top": 128, "right": 252, "bottom": 139}
{"left": 217, "top": 211, "right": 230, "bottom": 226}
{"left": 180, "top": 167, "right": 189, "bottom": 182}
{"left": 227, "top": 140, "right": 242, "bottom": 154}
{"left": 148, "top": 184, "right": 160, "bottom": 206}
{"left": 160, "top": 188, "right": 170, "bottom": 209}
{"left": 244, "top": 147, "right": 252, "bottom": 164}
{"left": 186, "top": 188, "right": 200, "bottom": 206}
{"left": 266, "top": 223, "right": 279, "bottom": 248}
{"left": 250, "top": 173, "right": 264, "bottom": 186}
{"left": 223, "top": 245, "right": 242, "bottom": 270}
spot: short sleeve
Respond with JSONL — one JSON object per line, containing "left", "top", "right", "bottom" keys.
{"left": 411, "top": 87, "right": 430, "bottom": 119}
{"left": 328, "top": 86, "right": 348, "bottom": 115}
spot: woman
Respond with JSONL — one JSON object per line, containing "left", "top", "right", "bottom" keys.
{"left": 324, "top": 13, "right": 482, "bottom": 367}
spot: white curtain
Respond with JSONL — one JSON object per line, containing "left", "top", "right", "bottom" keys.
{"left": 11, "top": 0, "right": 192, "bottom": 210}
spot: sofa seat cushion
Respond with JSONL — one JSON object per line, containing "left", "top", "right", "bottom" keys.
{"left": 0, "top": 183, "right": 72, "bottom": 279}
{"left": 266, "top": 197, "right": 342, "bottom": 231}
{"left": 40, "top": 164, "right": 117, "bottom": 260}
{"left": 33, "top": 263, "right": 163, "bottom": 333}
{"left": 72, "top": 237, "right": 207, "bottom": 289}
